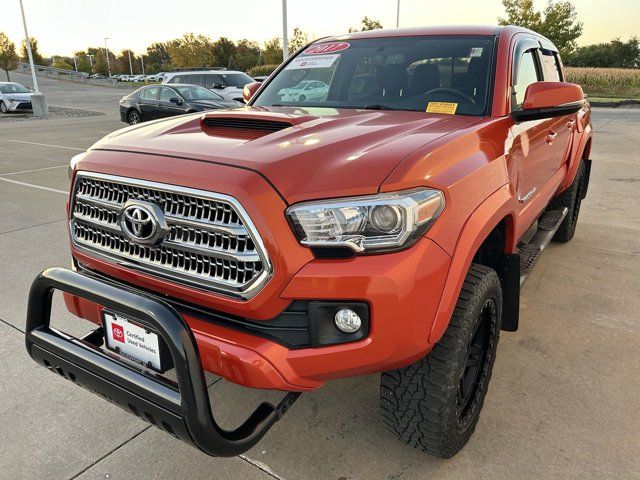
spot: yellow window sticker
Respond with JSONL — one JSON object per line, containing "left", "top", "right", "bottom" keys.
{"left": 426, "top": 102, "right": 458, "bottom": 115}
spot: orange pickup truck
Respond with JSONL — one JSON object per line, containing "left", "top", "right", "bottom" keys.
{"left": 26, "top": 25, "right": 592, "bottom": 458}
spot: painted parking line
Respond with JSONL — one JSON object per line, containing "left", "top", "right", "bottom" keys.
{"left": 6, "top": 140, "right": 85, "bottom": 151}
{"left": 1, "top": 165, "right": 68, "bottom": 176}
{"left": 0, "top": 176, "right": 67, "bottom": 195}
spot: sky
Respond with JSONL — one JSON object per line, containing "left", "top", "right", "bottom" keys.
{"left": 2, "top": 0, "right": 638, "bottom": 57}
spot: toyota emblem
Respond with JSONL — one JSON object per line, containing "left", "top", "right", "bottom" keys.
{"left": 119, "top": 200, "right": 169, "bottom": 245}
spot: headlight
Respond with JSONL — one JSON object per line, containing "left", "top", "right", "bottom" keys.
{"left": 286, "top": 188, "right": 445, "bottom": 253}
{"left": 68, "top": 152, "right": 86, "bottom": 180}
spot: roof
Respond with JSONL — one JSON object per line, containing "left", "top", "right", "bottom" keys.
{"left": 319, "top": 25, "right": 504, "bottom": 42}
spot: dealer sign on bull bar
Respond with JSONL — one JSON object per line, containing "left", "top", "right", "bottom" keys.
{"left": 103, "top": 311, "right": 162, "bottom": 371}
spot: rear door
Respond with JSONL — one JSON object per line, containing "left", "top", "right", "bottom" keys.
{"left": 536, "top": 48, "right": 574, "bottom": 179}
{"left": 138, "top": 86, "right": 159, "bottom": 120}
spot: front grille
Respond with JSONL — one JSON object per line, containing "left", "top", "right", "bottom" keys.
{"left": 16, "top": 102, "right": 32, "bottom": 110}
{"left": 70, "top": 172, "right": 272, "bottom": 299}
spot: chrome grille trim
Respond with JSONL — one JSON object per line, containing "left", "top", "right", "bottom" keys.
{"left": 69, "top": 172, "right": 272, "bottom": 299}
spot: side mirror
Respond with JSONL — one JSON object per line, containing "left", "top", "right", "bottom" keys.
{"left": 513, "top": 81, "right": 584, "bottom": 122}
{"left": 243, "top": 82, "right": 261, "bottom": 103}
{"left": 169, "top": 97, "right": 183, "bottom": 105}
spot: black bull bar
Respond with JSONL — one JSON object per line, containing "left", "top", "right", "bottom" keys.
{"left": 25, "top": 267, "right": 300, "bottom": 457}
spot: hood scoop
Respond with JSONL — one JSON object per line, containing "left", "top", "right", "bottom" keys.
{"left": 202, "top": 116, "right": 293, "bottom": 132}
{"left": 200, "top": 111, "right": 317, "bottom": 139}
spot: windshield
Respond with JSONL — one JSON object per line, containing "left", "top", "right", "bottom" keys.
{"left": 0, "top": 83, "right": 31, "bottom": 94}
{"left": 254, "top": 36, "right": 495, "bottom": 116}
{"left": 219, "top": 72, "right": 254, "bottom": 87}
{"left": 174, "top": 85, "right": 223, "bottom": 101}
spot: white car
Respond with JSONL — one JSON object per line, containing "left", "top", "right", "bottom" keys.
{"left": 163, "top": 69, "right": 254, "bottom": 102}
{"left": 0, "top": 82, "right": 33, "bottom": 113}
{"left": 279, "top": 80, "right": 329, "bottom": 102}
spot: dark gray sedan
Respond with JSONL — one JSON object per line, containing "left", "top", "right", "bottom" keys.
{"left": 119, "top": 84, "right": 242, "bottom": 125}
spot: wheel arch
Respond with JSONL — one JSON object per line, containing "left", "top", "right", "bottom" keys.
{"left": 428, "top": 185, "right": 518, "bottom": 343}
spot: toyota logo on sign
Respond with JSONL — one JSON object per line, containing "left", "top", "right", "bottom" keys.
{"left": 118, "top": 200, "right": 169, "bottom": 245}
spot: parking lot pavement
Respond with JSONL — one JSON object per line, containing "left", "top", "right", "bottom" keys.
{"left": 1, "top": 77, "right": 638, "bottom": 479}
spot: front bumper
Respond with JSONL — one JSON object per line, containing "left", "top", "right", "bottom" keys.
{"left": 26, "top": 267, "right": 299, "bottom": 457}
{"left": 6, "top": 100, "right": 33, "bottom": 112}
{"left": 66, "top": 236, "right": 451, "bottom": 391}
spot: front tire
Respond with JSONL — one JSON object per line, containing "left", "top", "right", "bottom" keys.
{"left": 299, "top": 94, "right": 306, "bottom": 102}
{"left": 0, "top": 101, "right": 7, "bottom": 114}
{"left": 127, "top": 109, "right": 141, "bottom": 125}
{"left": 380, "top": 264, "right": 502, "bottom": 458}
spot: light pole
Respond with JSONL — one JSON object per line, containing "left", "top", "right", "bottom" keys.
{"left": 73, "top": 57, "right": 77, "bottom": 71}
{"left": 127, "top": 50, "right": 133, "bottom": 75}
{"left": 140, "top": 55, "right": 145, "bottom": 75}
{"left": 282, "top": 0, "right": 288, "bottom": 60}
{"left": 104, "top": 37, "right": 111, "bottom": 77}
{"left": 87, "top": 54, "right": 94, "bottom": 67}
{"left": 18, "top": 0, "right": 47, "bottom": 115}
{"left": 396, "top": 0, "right": 401, "bottom": 28}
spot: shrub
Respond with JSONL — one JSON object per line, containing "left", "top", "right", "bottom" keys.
{"left": 248, "top": 64, "right": 279, "bottom": 78}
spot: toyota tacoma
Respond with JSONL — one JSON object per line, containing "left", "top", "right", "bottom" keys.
{"left": 26, "top": 25, "right": 592, "bottom": 458}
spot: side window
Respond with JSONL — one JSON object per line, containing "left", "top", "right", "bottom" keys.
{"left": 185, "top": 74, "right": 203, "bottom": 86}
{"left": 203, "top": 74, "right": 216, "bottom": 89}
{"left": 539, "top": 51, "right": 562, "bottom": 82}
{"left": 159, "top": 87, "right": 176, "bottom": 102}
{"left": 140, "top": 87, "right": 159, "bottom": 100}
{"left": 168, "top": 75, "right": 180, "bottom": 84}
{"left": 514, "top": 50, "right": 540, "bottom": 108}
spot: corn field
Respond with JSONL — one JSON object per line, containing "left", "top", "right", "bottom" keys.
{"left": 564, "top": 67, "right": 640, "bottom": 99}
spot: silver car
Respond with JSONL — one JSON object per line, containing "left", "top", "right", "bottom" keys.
{"left": 0, "top": 82, "right": 33, "bottom": 113}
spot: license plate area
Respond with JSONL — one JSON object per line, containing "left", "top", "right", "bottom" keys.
{"left": 102, "top": 309, "right": 172, "bottom": 373}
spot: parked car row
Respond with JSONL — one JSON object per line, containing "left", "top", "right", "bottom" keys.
{"left": 112, "top": 73, "right": 165, "bottom": 83}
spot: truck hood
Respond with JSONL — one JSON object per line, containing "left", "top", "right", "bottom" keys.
{"left": 91, "top": 106, "right": 480, "bottom": 204}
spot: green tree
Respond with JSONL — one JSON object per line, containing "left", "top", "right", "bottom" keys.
{"left": 145, "top": 42, "right": 171, "bottom": 73}
{"left": 20, "top": 36, "right": 44, "bottom": 65}
{"left": 118, "top": 49, "right": 140, "bottom": 75}
{"left": 93, "top": 50, "right": 109, "bottom": 75}
{"left": 263, "top": 37, "right": 283, "bottom": 64}
{"left": 52, "top": 60, "right": 72, "bottom": 70}
{"left": 499, "top": 0, "right": 583, "bottom": 56}
{"left": 0, "top": 33, "right": 19, "bottom": 81}
{"left": 167, "top": 33, "right": 215, "bottom": 68}
{"left": 73, "top": 51, "right": 92, "bottom": 73}
{"left": 235, "top": 39, "right": 261, "bottom": 71}
{"left": 212, "top": 37, "right": 236, "bottom": 68}
{"left": 349, "top": 16, "right": 383, "bottom": 32}
{"left": 567, "top": 37, "right": 639, "bottom": 68}
{"left": 288, "top": 28, "right": 308, "bottom": 53}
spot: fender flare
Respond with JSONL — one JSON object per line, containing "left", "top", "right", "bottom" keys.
{"left": 428, "top": 184, "right": 516, "bottom": 344}
{"left": 562, "top": 123, "right": 593, "bottom": 191}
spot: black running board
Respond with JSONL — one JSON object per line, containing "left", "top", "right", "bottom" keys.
{"left": 519, "top": 208, "right": 568, "bottom": 287}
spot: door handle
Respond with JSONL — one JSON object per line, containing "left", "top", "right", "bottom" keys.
{"left": 566, "top": 120, "right": 575, "bottom": 130}
{"left": 546, "top": 131, "right": 557, "bottom": 144}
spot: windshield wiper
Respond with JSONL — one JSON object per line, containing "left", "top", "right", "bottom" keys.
{"left": 362, "top": 104, "right": 394, "bottom": 110}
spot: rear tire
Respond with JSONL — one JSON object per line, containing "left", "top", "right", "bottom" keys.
{"left": 380, "top": 264, "right": 502, "bottom": 458}
{"left": 127, "top": 109, "right": 141, "bottom": 125}
{"left": 551, "top": 160, "right": 586, "bottom": 243}
{"left": 0, "top": 101, "right": 7, "bottom": 114}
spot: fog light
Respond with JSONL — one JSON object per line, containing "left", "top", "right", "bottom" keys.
{"left": 334, "top": 308, "right": 362, "bottom": 333}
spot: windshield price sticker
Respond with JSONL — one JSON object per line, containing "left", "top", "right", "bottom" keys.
{"left": 426, "top": 102, "right": 459, "bottom": 115}
{"left": 469, "top": 47, "right": 484, "bottom": 58}
{"left": 304, "top": 42, "right": 350, "bottom": 54}
{"left": 286, "top": 54, "right": 340, "bottom": 70}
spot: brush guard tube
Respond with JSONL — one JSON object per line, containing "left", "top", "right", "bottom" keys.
{"left": 25, "top": 267, "right": 300, "bottom": 457}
